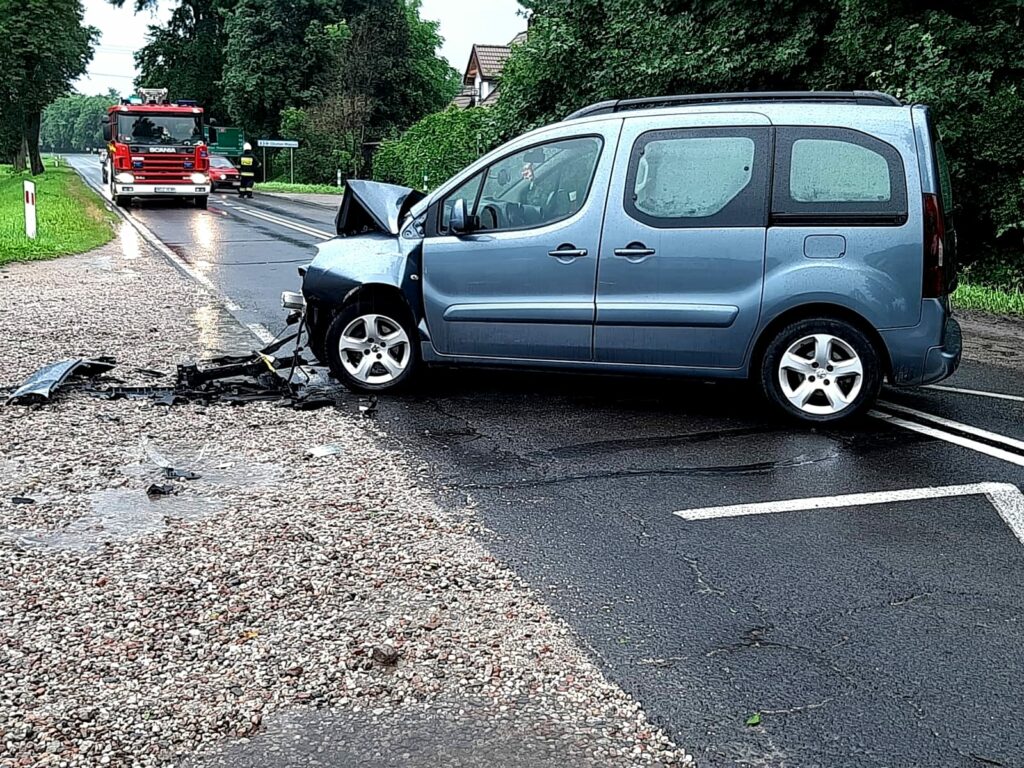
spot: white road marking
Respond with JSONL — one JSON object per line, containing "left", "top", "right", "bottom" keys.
{"left": 230, "top": 204, "right": 333, "bottom": 240}
{"left": 869, "top": 411, "right": 1024, "bottom": 468}
{"left": 674, "top": 482, "right": 1024, "bottom": 546}
{"left": 246, "top": 323, "right": 276, "bottom": 344}
{"left": 878, "top": 401, "right": 1024, "bottom": 453}
{"left": 925, "top": 384, "right": 1024, "bottom": 404}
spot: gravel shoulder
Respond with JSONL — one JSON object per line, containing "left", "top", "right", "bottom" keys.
{"left": 0, "top": 231, "right": 691, "bottom": 766}
{"left": 958, "top": 309, "right": 1024, "bottom": 370}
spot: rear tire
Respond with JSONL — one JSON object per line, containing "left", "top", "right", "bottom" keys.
{"left": 760, "top": 317, "right": 881, "bottom": 423}
{"left": 324, "top": 301, "right": 419, "bottom": 393}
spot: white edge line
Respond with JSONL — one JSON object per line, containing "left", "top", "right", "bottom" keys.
{"left": 232, "top": 205, "right": 333, "bottom": 240}
{"left": 878, "top": 401, "right": 1024, "bottom": 453}
{"left": 673, "top": 481, "right": 1024, "bottom": 546}
{"left": 73, "top": 163, "right": 277, "bottom": 348}
{"left": 925, "top": 384, "right": 1024, "bottom": 404}
{"left": 870, "top": 411, "right": 1024, "bottom": 468}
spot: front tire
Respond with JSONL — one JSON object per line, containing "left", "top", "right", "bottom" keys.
{"left": 194, "top": 195, "right": 208, "bottom": 209}
{"left": 324, "top": 302, "right": 419, "bottom": 393}
{"left": 114, "top": 195, "right": 131, "bottom": 208}
{"left": 760, "top": 318, "right": 881, "bottom": 423}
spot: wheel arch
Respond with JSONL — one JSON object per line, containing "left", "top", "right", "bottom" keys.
{"left": 751, "top": 303, "right": 892, "bottom": 380}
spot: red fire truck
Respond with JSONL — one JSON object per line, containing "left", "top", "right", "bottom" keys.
{"left": 102, "top": 88, "right": 211, "bottom": 209}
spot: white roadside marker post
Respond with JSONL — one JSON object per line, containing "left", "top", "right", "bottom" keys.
{"left": 24, "top": 180, "right": 37, "bottom": 239}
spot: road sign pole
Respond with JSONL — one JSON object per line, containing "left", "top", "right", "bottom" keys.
{"left": 24, "top": 181, "right": 36, "bottom": 239}
{"left": 262, "top": 147, "right": 266, "bottom": 183}
{"left": 290, "top": 148, "right": 294, "bottom": 184}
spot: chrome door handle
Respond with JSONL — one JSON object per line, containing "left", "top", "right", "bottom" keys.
{"left": 548, "top": 246, "right": 588, "bottom": 261}
{"left": 614, "top": 244, "right": 656, "bottom": 259}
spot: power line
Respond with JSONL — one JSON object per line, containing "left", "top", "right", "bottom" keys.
{"left": 82, "top": 72, "right": 137, "bottom": 80}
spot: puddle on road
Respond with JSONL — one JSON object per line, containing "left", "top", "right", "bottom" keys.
{"left": 192, "top": 304, "right": 261, "bottom": 360}
{"left": 7, "top": 442, "right": 283, "bottom": 553}
{"left": 14, "top": 488, "right": 224, "bottom": 552}
{"left": 121, "top": 440, "right": 285, "bottom": 489}
{"left": 185, "top": 695, "right": 607, "bottom": 768}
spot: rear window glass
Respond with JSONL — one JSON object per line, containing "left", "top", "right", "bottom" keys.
{"left": 623, "top": 127, "right": 770, "bottom": 229}
{"left": 772, "top": 127, "right": 908, "bottom": 225}
{"left": 790, "top": 139, "right": 891, "bottom": 203}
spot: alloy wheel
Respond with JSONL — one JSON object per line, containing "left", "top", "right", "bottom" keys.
{"left": 337, "top": 313, "right": 411, "bottom": 385}
{"left": 777, "top": 333, "right": 864, "bottom": 416}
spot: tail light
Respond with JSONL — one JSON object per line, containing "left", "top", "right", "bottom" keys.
{"left": 922, "top": 193, "right": 946, "bottom": 298}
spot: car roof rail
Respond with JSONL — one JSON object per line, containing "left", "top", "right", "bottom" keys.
{"left": 564, "top": 90, "right": 902, "bottom": 120}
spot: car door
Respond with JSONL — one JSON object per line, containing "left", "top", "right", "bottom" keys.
{"left": 421, "top": 121, "right": 621, "bottom": 361}
{"left": 595, "top": 112, "right": 772, "bottom": 369}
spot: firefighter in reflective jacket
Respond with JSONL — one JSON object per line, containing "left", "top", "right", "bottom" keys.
{"left": 239, "top": 143, "right": 258, "bottom": 198}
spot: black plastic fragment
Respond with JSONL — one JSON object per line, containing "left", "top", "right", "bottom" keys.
{"left": 5, "top": 326, "right": 349, "bottom": 412}
{"left": 5, "top": 357, "right": 117, "bottom": 405}
{"left": 11, "top": 497, "right": 35, "bottom": 505}
{"left": 146, "top": 483, "right": 177, "bottom": 497}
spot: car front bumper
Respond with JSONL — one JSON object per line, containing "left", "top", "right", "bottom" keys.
{"left": 113, "top": 183, "right": 210, "bottom": 196}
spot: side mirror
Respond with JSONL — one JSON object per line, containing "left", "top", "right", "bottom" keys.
{"left": 101, "top": 116, "right": 112, "bottom": 143}
{"left": 208, "top": 118, "right": 218, "bottom": 127}
{"left": 450, "top": 198, "right": 471, "bottom": 234}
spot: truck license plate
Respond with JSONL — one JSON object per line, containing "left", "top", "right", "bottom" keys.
{"left": 155, "top": 187, "right": 175, "bottom": 193}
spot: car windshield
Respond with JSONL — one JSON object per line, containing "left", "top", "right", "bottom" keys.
{"left": 118, "top": 113, "right": 203, "bottom": 146}
{"left": 210, "top": 156, "right": 234, "bottom": 168}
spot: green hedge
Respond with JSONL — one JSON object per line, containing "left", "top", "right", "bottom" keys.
{"left": 373, "top": 107, "right": 497, "bottom": 191}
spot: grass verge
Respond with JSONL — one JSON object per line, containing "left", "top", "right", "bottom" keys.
{"left": 0, "top": 159, "right": 116, "bottom": 265}
{"left": 256, "top": 181, "right": 345, "bottom": 195}
{"left": 952, "top": 281, "right": 1024, "bottom": 317}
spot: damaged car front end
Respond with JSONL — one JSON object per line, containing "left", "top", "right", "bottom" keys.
{"left": 285, "top": 180, "right": 427, "bottom": 391}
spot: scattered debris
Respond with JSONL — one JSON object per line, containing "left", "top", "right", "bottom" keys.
{"left": 307, "top": 444, "right": 343, "bottom": 459}
{"left": 745, "top": 712, "right": 762, "bottom": 727}
{"left": 145, "top": 483, "right": 177, "bottom": 498}
{"left": 358, "top": 396, "right": 378, "bottom": 418}
{"left": 2, "top": 333, "right": 349, "bottom": 412}
{"left": 5, "top": 357, "right": 117, "bottom": 405}
{"left": 11, "top": 497, "right": 35, "bottom": 505}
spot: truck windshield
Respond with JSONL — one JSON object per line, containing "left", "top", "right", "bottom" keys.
{"left": 118, "top": 114, "right": 203, "bottom": 146}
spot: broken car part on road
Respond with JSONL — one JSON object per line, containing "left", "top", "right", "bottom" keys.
{"left": 2, "top": 325, "right": 353, "bottom": 412}
{"left": 5, "top": 358, "right": 117, "bottom": 405}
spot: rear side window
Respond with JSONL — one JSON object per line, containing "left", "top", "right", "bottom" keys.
{"left": 772, "top": 127, "right": 908, "bottom": 225}
{"left": 624, "top": 127, "right": 770, "bottom": 228}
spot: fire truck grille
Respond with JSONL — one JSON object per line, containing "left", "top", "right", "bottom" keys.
{"left": 133, "top": 154, "right": 196, "bottom": 183}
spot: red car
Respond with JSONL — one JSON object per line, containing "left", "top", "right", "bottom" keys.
{"left": 208, "top": 155, "right": 241, "bottom": 190}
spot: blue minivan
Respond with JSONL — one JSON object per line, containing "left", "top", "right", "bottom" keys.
{"left": 293, "top": 91, "right": 961, "bottom": 423}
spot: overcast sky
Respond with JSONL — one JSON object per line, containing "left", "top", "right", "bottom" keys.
{"left": 74, "top": 0, "right": 526, "bottom": 97}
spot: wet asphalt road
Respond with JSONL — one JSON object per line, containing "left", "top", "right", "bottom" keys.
{"left": 68, "top": 156, "right": 1024, "bottom": 767}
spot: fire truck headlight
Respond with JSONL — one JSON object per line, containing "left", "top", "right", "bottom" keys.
{"left": 190, "top": 172, "right": 209, "bottom": 185}
{"left": 114, "top": 172, "right": 135, "bottom": 184}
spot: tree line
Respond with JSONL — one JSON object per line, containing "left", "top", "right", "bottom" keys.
{"left": 0, "top": 0, "right": 96, "bottom": 174}
{"left": 125, "top": 0, "right": 458, "bottom": 183}
{"left": 381, "top": 0, "right": 1024, "bottom": 276}
{"left": 39, "top": 92, "right": 121, "bottom": 153}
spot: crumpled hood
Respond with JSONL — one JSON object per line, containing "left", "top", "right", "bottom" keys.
{"left": 335, "top": 179, "right": 425, "bottom": 237}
